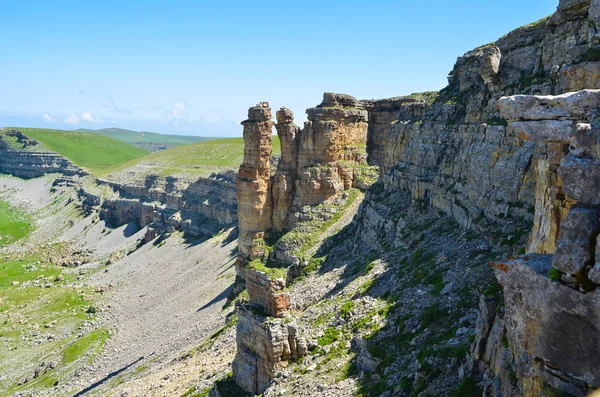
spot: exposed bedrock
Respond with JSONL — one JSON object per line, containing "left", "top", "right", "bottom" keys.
{"left": 233, "top": 94, "right": 377, "bottom": 394}
{"left": 83, "top": 172, "right": 238, "bottom": 237}
{"left": 471, "top": 88, "right": 600, "bottom": 396}
{"left": 237, "top": 102, "right": 274, "bottom": 262}
{"left": 0, "top": 137, "right": 88, "bottom": 179}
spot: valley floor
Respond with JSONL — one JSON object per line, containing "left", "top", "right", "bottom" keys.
{"left": 0, "top": 175, "right": 238, "bottom": 397}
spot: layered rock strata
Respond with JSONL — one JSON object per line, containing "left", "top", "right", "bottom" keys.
{"left": 233, "top": 95, "right": 378, "bottom": 394}
{"left": 237, "top": 102, "right": 274, "bottom": 262}
{"left": 82, "top": 172, "right": 238, "bottom": 236}
{"left": 471, "top": 89, "right": 600, "bottom": 396}
{"left": 0, "top": 134, "right": 88, "bottom": 179}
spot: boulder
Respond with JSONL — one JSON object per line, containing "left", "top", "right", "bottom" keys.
{"left": 552, "top": 207, "right": 600, "bottom": 275}
{"left": 559, "top": 156, "right": 600, "bottom": 205}
{"left": 498, "top": 90, "right": 600, "bottom": 121}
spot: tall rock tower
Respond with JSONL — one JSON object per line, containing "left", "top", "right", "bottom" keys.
{"left": 236, "top": 102, "right": 274, "bottom": 263}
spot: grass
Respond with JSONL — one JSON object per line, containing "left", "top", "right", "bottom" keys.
{"left": 549, "top": 268, "right": 562, "bottom": 282}
{"left": 318, "top": 327, "right": 341, "bottom": 346}
{"left": 13, "top": 128, "right": 149, "bottom": 175}
{"left": 0, "top": 200, "right": 33, "bottom": 248}
{"left": 106, "top": 136, "right": 281, "bottom": 181}
{"left": 0, "top": 244, "right": 107, "bottom": 394}
{"left": 79, "top": 127, "right": 215, "bottom": 148}
{"left": 62, "top": 329, "right": 110, "bottom": 364}
{"left": 247, "top": 258, "right": 288, "bottom": 279}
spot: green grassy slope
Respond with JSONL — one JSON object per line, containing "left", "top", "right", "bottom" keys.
{"left": 0, "top": 200, "right": 32, "bottom": 248}
{"left": 17, "top": 128, "right": 149, "bottom": 175}
{"left": 0, "top": 198, "right": 107, "bottom": 395}
{"left": 79, "top": 128, "right": 215, "bottom": 147}
{"left": 106, "top": 136, "right": 281, "bottom": 182}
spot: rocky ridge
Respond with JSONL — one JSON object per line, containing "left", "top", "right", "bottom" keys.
{"left": 0, "top": 129, "right": 238, "bottom": 240}
{"left": 226, "top": 1, "right": 600, "bottom": 396}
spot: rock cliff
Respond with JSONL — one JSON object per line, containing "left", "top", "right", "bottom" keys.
{"left": 229, "top": 0, "right": 600, "bottom": 395}
{"left": 0, "top": 129, "right": 238, "bottom": 239}
{"left": 469, "top": 89, "right": 600, "bottom": 397}
{"left": 0, "top": 131, "right": 88, "bottom": 179}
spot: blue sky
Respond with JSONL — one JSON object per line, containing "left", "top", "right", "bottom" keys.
{"left": 1, "top": 0, "right": 558, "bottom": 137}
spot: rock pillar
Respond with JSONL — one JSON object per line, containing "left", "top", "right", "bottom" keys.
{"left": 272, "top": 108, "right": 299, "bottom": 231}
{"left": 294, "top": 93, "right": 374, "bottom": 208}
{"left": 237, "top": 102, "right": 274, "bottom": 263}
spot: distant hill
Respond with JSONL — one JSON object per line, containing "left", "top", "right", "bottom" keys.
{"left": 78, "top": 128, "right": 216, "bottom": 151}
{"left": 16, "top": 128, "right": 149, "bottom": 175}
{"left": 105, "top": 136, "right": 281, "bottom": 183}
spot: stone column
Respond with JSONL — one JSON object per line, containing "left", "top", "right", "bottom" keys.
{"left": 295, "top": 93, "right": 372, "bottom": 208}
{"left": 237, "top": 102, "right": 274, "bottom": 263}
{"left": 272, "top": 108, "right": 299, "bottom": 231}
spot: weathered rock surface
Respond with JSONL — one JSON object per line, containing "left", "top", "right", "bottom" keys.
{"left": 233, "top": 307, "right": 307, "bottom": 395}
{"left": 237, "top": 102, "right": 274, "bottom": 261}
{"left": 233, "top": 94, "right": 378, "bottom": 394}
{"left": 476, "top": 82, "right": 600, "bottom": 394}
{"left": 82, "top": 172, "right": 238, "bottom": 236}
{"left": 491, "top": 256, "right": 600, "bottom": 395}
{"left": 0, "top": 133, "right": 88, "bottom": 179}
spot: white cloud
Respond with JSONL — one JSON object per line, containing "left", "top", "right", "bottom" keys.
{"left": 42, "top": 113, "right": 54, "bottom": 123}
{"left": 81, "top": 112, "right": 103, "bottom": 123}
{"left": 173, "top": 101, "right": 186, "bottom": 117}
{"left": 63, "top": 114, "right": 80, "bottom": 124}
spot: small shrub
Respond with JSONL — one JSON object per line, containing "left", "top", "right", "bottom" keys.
{"left": 487, "top": 117, "right": 508, "bottom": 127}
{"left": 421, "top": 304, "right": 444, "bottom": 328}
{"left": 340, "top": 301, "right": 354, "bottom": 321}
{"left": 318, "top": 327, "right": 341, "bottom": 346}
{"left": 483, "top": 282, "right": 502, "bottom": 297}
{"left": 86, "top": 306, "right": 97, "bottom": 314}
{"left": 363, "top": 261, "right": 376, "bottom": 275}
{"left": 548, "top": 268, "right": 562, "bottom": 282}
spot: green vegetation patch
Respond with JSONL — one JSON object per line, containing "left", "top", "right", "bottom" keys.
{"left": 452, "top": 377, "right": 483, "bottom": 397}
{"left": 17, "top": 128, "right": 149, "bottom": 175}
{"left": 79, "top": 127, "right": 215, "bottom": 148}
{"left": 0, "top": 248, "right": 106, "bottom": 394}
{"left": 106, "top": 136, "right": 281, "bottom": 182}
{"left": 318, "top": 327, "right": 341, "bottom": 346}
{"left": 62, "top": 329, "right": 110, "bottom": 365}
{"left": 0, "top": 200, "right": 33, "bottom": 248}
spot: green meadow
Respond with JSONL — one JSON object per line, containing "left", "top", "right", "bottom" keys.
{"left": 107, "top": 136, "right": 281, "bottom": 180}
{"left": 0, "top": 200, "right": 33, "bottom": 248}
{"left": 17, "top": 128, "right": 149, "bottom": 175}
{"left": 0, "top": 202, "right": 107, "bottom": 394}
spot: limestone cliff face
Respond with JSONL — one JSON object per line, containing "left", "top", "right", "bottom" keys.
{"left": 0, "top": 134, "right": 88, "bottom": 179}
{"left": 467, "top": 89, "right": 600, "bottom": 397}
{"left": 82, "top": 172, "right": 238, "bottom": 236}
{"left": 357, "top": 0, "right": 600, "bottom": 249}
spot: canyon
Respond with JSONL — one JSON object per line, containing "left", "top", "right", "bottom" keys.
{"left": 2, "top": 0, "right": 600, "bottom": 396}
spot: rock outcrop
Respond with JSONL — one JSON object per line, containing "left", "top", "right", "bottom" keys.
{"left": 470, "top": 89, "right": 600, "bottom": 396}
{"left": 233, "top": 95, "right": 378, "bottom": 394}
{"left": 237, "top": 102, "right": 274, "bottom": 262}
{"left": 0, "top": 132, "right": 88, "bottom": 179}
{"left": 82, "top": 172, "right": 238, "bottom": 237}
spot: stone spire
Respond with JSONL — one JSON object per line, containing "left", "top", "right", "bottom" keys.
{"left": 237, "top": 102, "right": 274, "bottom": 262}
{"left": 272, "top": 107, "right": 299, "bottom": 231}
